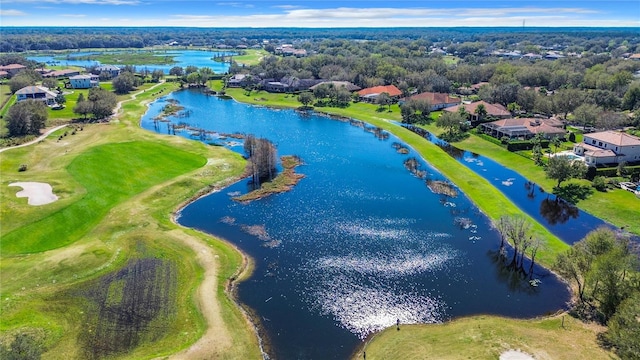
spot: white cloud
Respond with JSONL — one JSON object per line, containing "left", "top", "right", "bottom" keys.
{"left": 215, "top": 2, "right": 254, "bottom": 8}
{"left": 0, "top": 9, "right": 27, "bottom": 16}
{"left": 62, "top": 13, "right": 87, "bottom": 17}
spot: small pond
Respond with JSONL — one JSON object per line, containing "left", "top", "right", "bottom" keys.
{"left": 141, "top": 90, "right": 571, "bottom": 359}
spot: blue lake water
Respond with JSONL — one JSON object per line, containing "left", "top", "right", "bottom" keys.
{"left": 140, "top": 90, "right": 571, "bottom": 359}
{"left": 28, "top": 50, "right": 231, "bottom": 74}
{"left": 400, "top": 125, "right": 616, "bottom": 245}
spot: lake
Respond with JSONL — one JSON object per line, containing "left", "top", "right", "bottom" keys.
{"left": 28, "top": 50, "right": 231, "bottom": 74}
{"left": 141, "top": 90, "right": 571, "bottom": 360}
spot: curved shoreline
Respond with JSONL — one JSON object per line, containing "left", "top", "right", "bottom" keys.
{"left": 146, "top": 87, "right": 574, "bottom": 359}
{"left": 169, "top": 176, "right": 270, "bottom": 359}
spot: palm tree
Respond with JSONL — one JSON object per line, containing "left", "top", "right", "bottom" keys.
{"left": 474, "top": 103, "right": 487, "bottom": 122}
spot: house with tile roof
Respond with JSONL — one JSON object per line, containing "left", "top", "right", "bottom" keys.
{"left": 309, "top": 81, "right": 361, "bottom": 92}
{"left": 357, "top": 85, "right": 403, "bottom": 103}
{"left": 443, "top": 101, "right": 510, "bottom": 122}
{"left": 0, "top": 64, "right": 27, "bottom": 77}
{"left": 480, "top": 117, "right": 565, "bottom": 140}
{"left": 400, "top": 91, "right": 461, "bottom": 111}
{"left": 573, "top": 131, "right": 640, "bottom": 166}
{"left": 15, "top": 86, "right": 58, "bottom": 106}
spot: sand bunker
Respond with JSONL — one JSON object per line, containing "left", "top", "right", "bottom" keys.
{"left": 9, "top": 182, "right": 59, "bottom": 206}
{"left": 500, "top": 350, "right": 535, "bottom": 360}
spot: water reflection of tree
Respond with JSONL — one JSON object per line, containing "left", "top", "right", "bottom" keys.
{"left": 487, "top": 249, "right": 540, "bottom": 293}
{"left": 539, "top": 197, "right": 579, "bottom": 225}
{"left": 437, "top": 143, "right": 466, "bottom": 159}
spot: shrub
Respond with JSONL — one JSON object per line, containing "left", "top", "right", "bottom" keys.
{"left": 18, "top": 164, "right": 27, "bottom": 172}
{"left": 592, "top": 176, "right": 607, "bottom": 191}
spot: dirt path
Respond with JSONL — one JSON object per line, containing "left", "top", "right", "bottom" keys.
{"left": 1, "top": 81, "right": 165, "bottom": 155}
{"left": 166, "top": 229, "right": 234, "bottom": 359}
{"left": 0, "top": 124, "right": 67, "bottom": 154}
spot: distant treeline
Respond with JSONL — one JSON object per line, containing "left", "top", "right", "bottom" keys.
{"left": 1, "top": 27, "right": 639, "bottom": 53}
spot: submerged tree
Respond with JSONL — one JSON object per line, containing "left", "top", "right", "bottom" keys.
{"left": 244, "top": 135, "right": 277, "bottom": 186}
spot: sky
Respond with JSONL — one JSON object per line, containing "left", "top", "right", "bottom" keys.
{"left": 1, "top": 0, "right": 639, "bottom": 28}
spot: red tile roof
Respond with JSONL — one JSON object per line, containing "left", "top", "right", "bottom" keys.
{"left": 444, "top": 101, "right": 510, "bottom": 117}
{"left": 405, "top": 91, "right": 461, "bottom": 105}
{"left": 0, "top": 63, "right": 27, "bottom": 70}
{"left": 358, "top": 85, "right": 402, "bottom": 97}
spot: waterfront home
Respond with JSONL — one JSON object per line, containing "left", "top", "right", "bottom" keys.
{"left": 480, "top": 117, "right": 565, "bottom": 140}
{"left": 226, "top": 74, "right": 261, "bottom": 88}
{"left": 69, "top": 74, "right": 99, "bottom": 89}
{"left": 357, "top": 85, "right": 403, "bottom": 103}
{"left": 15, "top": 86, "right": 57, "bottom": 106}
{"left": 443, "top": 101, "right": 510, "bottom": 122}
{"left": 573, "top": 131, "right": 640, "bottom": 166}
{"left": 309, "top": 81, "right": 361, "bottom": 92}
{"left": 94, "top": 65, "right": 121, "bottom": 78}
{"left": 262, "top": 77, "right": 323, "bottom": 93}
{"left": 44, "top": 69, "right": 81, "bottom": 78}
{"left": 399, "top": 91, "right": 461, "bottom": 111}
{"left": 0, "top": 63, "right": 27, "bottom": 77}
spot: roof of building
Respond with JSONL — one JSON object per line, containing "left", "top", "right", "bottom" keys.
{"left": 96, "top": 65, "right": 121, "bottom": 71}
{"left": 629, "top": 53, "right": 640, "bottom": 59}
{"left": 46, "top": 69, "right": 80, "bottom": 77}
{"left": 358, "top": 85, "right": 402, "bottom": 97}
{"left": 485, "top": 118, "right": 566, "bottom": 135}
{"left": 15, "top": 85, "right": 57, "bottom": 97}
{"left": 309, "top": 81, "right": 361, "bottom": 92}
{"left": 0, "top": 71, "right": 8, "bottom": 77}
{"left": 0, "top": 63, "right": 27, "bottom": 70}
{"left": 404, "top": 91, "right": 461, "bottom": 105}
{"left": 70, "top": 74, "right": 97, "bottom": 80}
{"left": 444, "top": 101, "right": 510, "bottom": 117}
{"left": 585, "top": 131, "right": 640, "bottom": 147}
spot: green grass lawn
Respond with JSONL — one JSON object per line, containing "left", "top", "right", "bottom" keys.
{"left": 1, "top": 141, "right": 206, "bottom": 255}
{"left": 357, "top": 314, "right": 614, "bottom": 360}
{"left": 231, "top": 49, "right": 269, "bottom": 66}
{"left": 1, "top": 83, "right": 260, "bottom": 358}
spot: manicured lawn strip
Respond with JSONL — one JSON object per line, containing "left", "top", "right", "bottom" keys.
{"left": 231, "top": 49, "right": 270, "bottom": 66}
{"left": 421, "top": 123, "right": 640, "bottom": 236}
{"left": 1, "top": 141, "right": 205, "bottom": 254}
{"left": 357, "top": 314, "right": 613, "bottom": 360}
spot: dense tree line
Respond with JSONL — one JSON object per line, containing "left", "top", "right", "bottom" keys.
{"left": 554, "top": 228, "right": 639, "bottom": 358}
{"left": 2, "top": 27, "right": 638, "bottom": 53}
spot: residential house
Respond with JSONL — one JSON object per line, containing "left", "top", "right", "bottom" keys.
{"left": 480, "top": 117, "right": 565, "bottom": 140}
{"left": 0, "top": 64, "right": 27, "bottom": 77}
{"left": 357, "top": 85, "right": 403, "bottom": 103}
{"left": 400, "top": 91, "right": 461, "bottom": 111}
{"left": 444, "top": 101, "right": 510, "bottom": 122}
{"left": 226, "top": 74, "right": 261, "bottom": 88}
{"left": 69, "top": 74, "right": 99, "bottom": 89}
{"left": 44, "top": 69, "right": 81, "bottom": 78}
{"left": 0, "top": 71, "right": 8, "bottom": 79}
{"left": 573, "top": 131, "right": 640, "bottom": 166}
{"left": 94, "top": 65, "right": 121, "bottom": 78}
{"left": 309, "top": 81, "right": 361, "bottom": 92}
{"left": 522, "top": 53, "right": 543, "bottom": 60}
{"left": 457, "top": 82, "right": 490, "bottom": 95}
{"left": 261, "top": 76, "right": 323, "bottom": 93}
{"left": 15, "top": 86, "right": 58, "bottom": 106}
